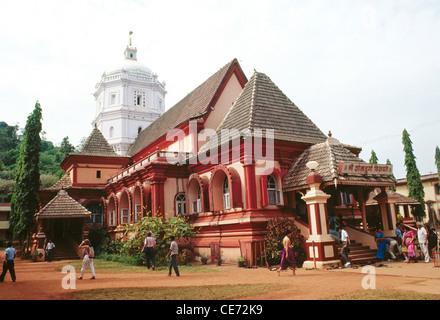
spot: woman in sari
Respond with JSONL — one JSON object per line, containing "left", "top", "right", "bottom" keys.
{"left": 375, "top": 228, "right": 386, "bottom": 261}
{"left": 403, "top": 227, "right": 417, "bottom": 263}
{"left": 277, "top": 230, "right": 296, "bottom": 276}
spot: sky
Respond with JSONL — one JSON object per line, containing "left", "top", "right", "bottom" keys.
{"left": 0, "top": 0, "right": 439, "bottom": 179}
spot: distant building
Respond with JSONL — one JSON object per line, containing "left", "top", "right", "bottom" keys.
{"left": 396, "top": 173, "right": 440, "bottom": 228}
{"left": 0, "top": 203, "right": 10, "bottom": 241}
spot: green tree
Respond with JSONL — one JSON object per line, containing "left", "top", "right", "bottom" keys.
{"left": 386, "top": 159, "right": 396, "bottom": 191}
{"left": 10, "top": 101, "right": 43, "bottom": 244}
{"left": 60, "top": 136, "right": 75, "bottom": 156}
{"left": 402, "top": 129, "right": 425, "bottom": 220}
{"left": 369, "top": 150, "right": 379, "bottom": 164}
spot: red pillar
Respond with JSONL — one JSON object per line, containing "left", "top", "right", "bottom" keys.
{"left": 243, "top": 163, "right": 257, "bottom": 210}
{"left": 151, "top": 179, "right": 165, "bottom": 217}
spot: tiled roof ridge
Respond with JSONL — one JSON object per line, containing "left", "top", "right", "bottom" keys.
{"left": 128, "top": 59, "right": 240, "bottom": 157}
{"left": 74, "top": 126, "right": 120, "bottom": 157}
{"left": 37, "top": 189, "right": 90, "bottom": 217}
{"left": 41, "top": 174, "right": 71, "bottom": 191}
{"left": 326, "top": 139, "right": 341, "bottom": 182}
{"left": 248, "top": 71, "right": 258, "bottom": 131}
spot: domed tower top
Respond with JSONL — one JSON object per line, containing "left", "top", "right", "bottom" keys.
{"left": 92, "top": 31, "right": 166, "bottom": 155}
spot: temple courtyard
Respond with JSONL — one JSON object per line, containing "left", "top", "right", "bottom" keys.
{"left": 1, "top": 249, "right": 440, "bottom": 301}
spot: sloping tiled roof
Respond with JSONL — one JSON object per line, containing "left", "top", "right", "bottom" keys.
{"left": 366, "top": 188, "right": 420, "bottom": 206}
{"left": 199, "top": 71, "right": 327, "bottom": 153}
{"left": 35, "top": 189, "right": 91, "bottom": 219}
{"left": 41, "top": 174, "right": 72, "bottom": 191}
{"left": 128, "top": 59, "right": 246, "bottom": 157}
{"left": 74, "top": 126, "right": 122, "bottom": 157}
{"left": 283, "top": 136, "right": 396, "bottom": 191}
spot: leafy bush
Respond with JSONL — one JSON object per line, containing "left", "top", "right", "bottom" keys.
{"left": 104, "top": 215, "right": 197, "bottom": 266}
{"left": 264, "top": 217, "right": 306, "bottom": 267}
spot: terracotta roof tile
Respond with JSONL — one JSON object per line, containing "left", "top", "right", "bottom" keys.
{"left": 36, "top": 189, "right": 91, "bottom": 219}
{"left": 283, "top": 136, "right": 395, "bottom": 191}
{"left": 128, "top": 59, "right": 245, "bottom": 157}
{"left": 41, "top": 174, "right": 71, "bottom": 191}
{"left": 200, "top": 71, "right": 327, "bottom": 154}
{"left": 75, "top": 127, "right": 122, "bottom": 157}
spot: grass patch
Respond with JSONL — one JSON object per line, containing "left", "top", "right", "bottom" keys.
{"left": 56, "top": 258, "right": 224, "bottom": 274}
{"left": 331, "top": 290, "right": 440, "bottom": 300}
{"left": 68, "top": 283, "right": 286, "bottom": 300}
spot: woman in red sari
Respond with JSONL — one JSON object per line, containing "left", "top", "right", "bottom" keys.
{"left": 403, "top": 227, "right": 417, "bottom": 263}
{"left": 277, "top": 231, "right": 296, "bottom": 276}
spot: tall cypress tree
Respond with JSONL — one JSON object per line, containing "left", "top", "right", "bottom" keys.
{"left": 10, "top": 101, "right": 42, "bottom": 244}
{"left": 386, "top": 159, "right": 396, "bottom": 191}
{"left": 401, "top": 129, "right": 425, "bottom": 220}
{"left": 369, "top": 150, "right": 379, "bottom": 164}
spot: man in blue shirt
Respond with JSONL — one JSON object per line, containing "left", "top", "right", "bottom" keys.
{"left": 0, "top": 242, "right": 16, "bottom": 282}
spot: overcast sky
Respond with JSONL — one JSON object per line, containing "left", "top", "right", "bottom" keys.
{"left": 1, "top": 0, "right": 439, "bottom": 179}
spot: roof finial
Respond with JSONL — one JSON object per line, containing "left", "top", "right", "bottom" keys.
{"left": 129, "top": 31, "right": 133, "bottom": 46}
{"left": 328, "top": 130, "right": 332, "bottom": 137}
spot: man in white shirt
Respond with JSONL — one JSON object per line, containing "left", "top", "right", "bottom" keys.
{"left": 417, "top": 222, "right": 432, "bottom": 263}
{"left": 46, "top": 240, "right": 55, "bottom": 262}
{"left": 338, "top": 227, "right": 351, "bottom": 267}
{"left": 166, "top": 236, "right": 180, "bottom": 276}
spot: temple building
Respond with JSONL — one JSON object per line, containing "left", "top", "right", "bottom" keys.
{"left": 38, "top": 53, "right": 402, "bottom": 267}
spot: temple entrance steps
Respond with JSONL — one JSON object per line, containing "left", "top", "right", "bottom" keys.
{"left": 50, "top": 239, "right": 80, "bottom": 261}
{"left": 336, "top": 240, "right": 377, "bottom": 265}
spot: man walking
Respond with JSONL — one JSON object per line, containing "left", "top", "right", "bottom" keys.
{"left": 0, "top": 242, "right": 17, "bottom": 282}
{"left": 337, "top": 227, "right": 351, "bottom": 268}
{"left": 166, "top": 236, "right": 180, "bottom": 277}
{"left": 46, "top": 239, "right": 55, "bottom": 262}
{"left": 417, "top": 222, "right": 432, "bottom": 263}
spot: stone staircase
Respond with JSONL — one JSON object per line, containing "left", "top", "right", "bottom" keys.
{"left": 49, "top": 240, "right": 80, "bottom": 261}
{"left": 336, "top": 240, "right": 377, "bottom": 265}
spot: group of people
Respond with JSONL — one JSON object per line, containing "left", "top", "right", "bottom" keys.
{"left": 334, "top": 219, "right": 439, "bottom": 268}
{"left": 375, "top": 221, "right": 438, "bottom": 263}
{"left": 0, "top": 233, "right": 181, "bottom": 283}
{"left": 141, "top": 233, "right": 180, "bottom": 277}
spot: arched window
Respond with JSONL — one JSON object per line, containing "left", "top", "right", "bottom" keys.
{"left": 176, "top": 193, "right": 186, "bottom": 216}
{"left": 109, "top": 126, "right": 114, "bottom": 138}
{"left": 223, "top": 177, "right": 230, "bottom": 210}
{"left": 86, "top": 203, "right": 103, "bottom": 224}
{"left": 107, "top": 196, "right": 116, "bottom": 227}
{"left": 192, "top": 187, "right": 202, "bottom": 213}
{"left": 267, "top": 175, "right": 282, "bottom": 206}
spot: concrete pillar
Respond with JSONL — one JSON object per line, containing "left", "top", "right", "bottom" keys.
{"left": 374, "top": 189, "right": 399, "bottom": 237}
{"left": 301, "top": 164, "right": 340, "bottom": 269}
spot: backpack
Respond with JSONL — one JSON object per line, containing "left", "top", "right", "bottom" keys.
{"left": 88, "top": 246, "right": 95, "bottom": 258}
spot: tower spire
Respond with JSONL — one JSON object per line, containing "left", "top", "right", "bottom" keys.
{"left": 124, "top": 31, "right": 137, "bottom": 61}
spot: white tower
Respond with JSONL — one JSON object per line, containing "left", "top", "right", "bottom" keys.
{"left": 92, "top": 32, "right": 166, "bottom": 155}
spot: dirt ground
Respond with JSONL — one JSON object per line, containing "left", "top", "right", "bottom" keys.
{"left": 1, "top": 250, "right": 440, "bottom": 301}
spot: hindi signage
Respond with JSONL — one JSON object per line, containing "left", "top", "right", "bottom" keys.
{"left": 338, "top": 161, "right": 393, "bottom": 176}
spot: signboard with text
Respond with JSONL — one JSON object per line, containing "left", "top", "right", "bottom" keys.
{"left": 338, "top": 161, "right": 393, "bottom": 176}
